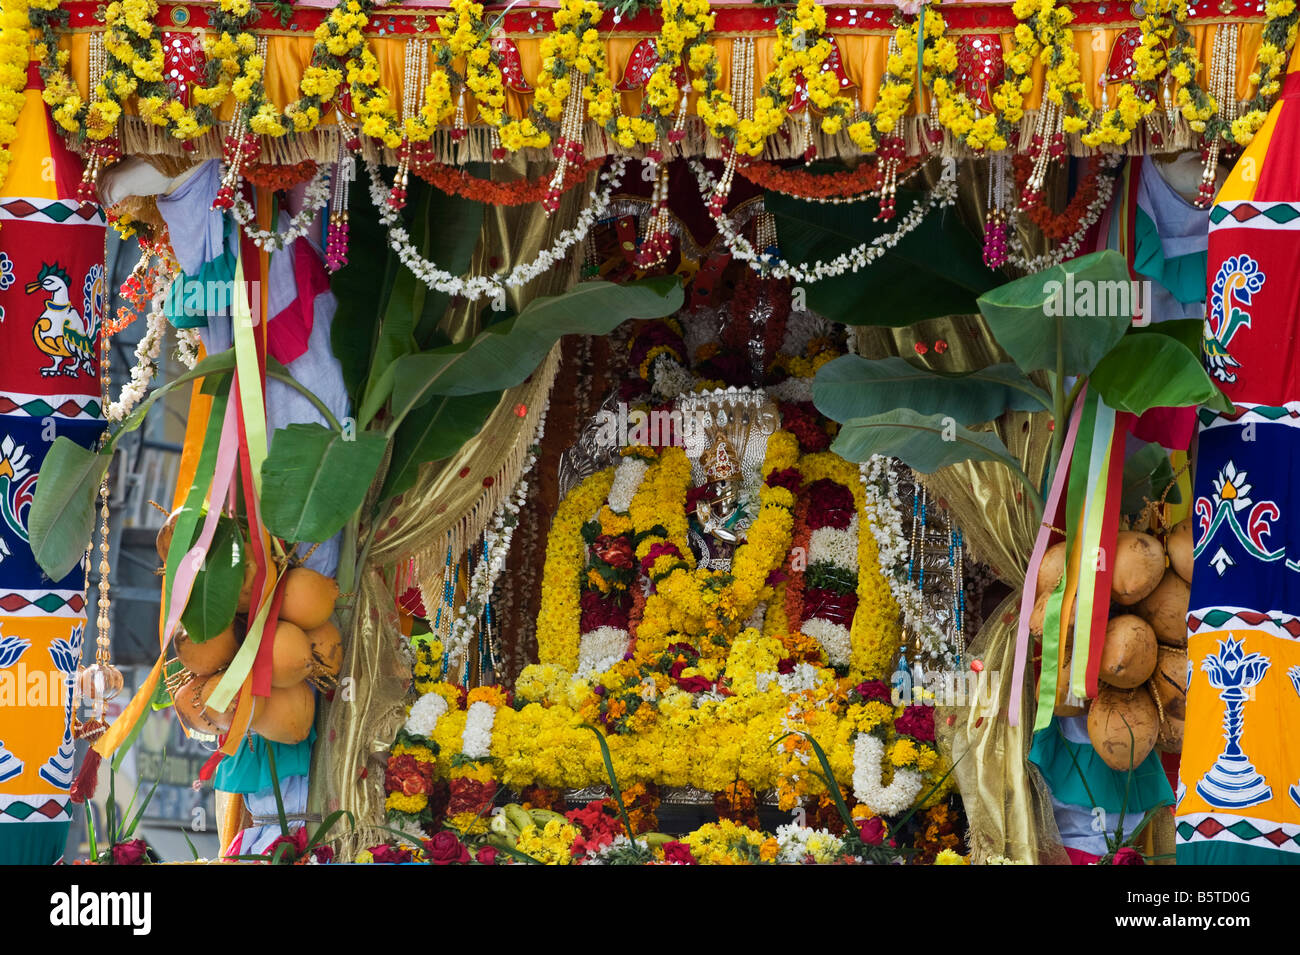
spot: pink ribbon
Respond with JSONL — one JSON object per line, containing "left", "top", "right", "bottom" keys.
{"left": 1009, "top": 391, "right": 1087, "bottom": 727}
{"left": 159, "top": 395, "right": 241, "bottom": 652}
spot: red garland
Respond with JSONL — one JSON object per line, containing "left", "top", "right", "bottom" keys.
{"left": 243, "top": 159, "right": 319, "bottom": 191}
{"left": 737, "top": 155, "right": 926, "bottom": 201}
{"left": 1012, "top": 154, "right": 1111, "bottom": 242}
{"left": 413, "top": 158, "right": 604, "bottom": 206}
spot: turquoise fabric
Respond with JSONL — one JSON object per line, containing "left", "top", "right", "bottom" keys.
{"left": 213, "top": 730, "right": 316, "bottom": 795}
{"left": 1030, "top": 719, "right": 1174, "bottom": 815}
{"left": 1177, "top": 840, "right": 1300, "bottom": 865}
{"left": 0, "top": 819, "right": 69, "bottom": 864}
{"left": 164, "top": 216, "right": 237, "bottom": 329}
{"left": 1134, "top": 206, "right": 1207, "bottom": 305}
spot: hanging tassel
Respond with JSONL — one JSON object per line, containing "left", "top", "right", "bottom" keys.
{"left": 69, "top": 749, "right": 102, "bottom": 804}
{"left": 198, "top": 751, "right": 226, "bottom": 783}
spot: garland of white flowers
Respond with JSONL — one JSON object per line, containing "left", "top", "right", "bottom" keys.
{"left": 460, "top": 700, "right": 496, "bottom": 759}
{"left": 367, "top": 158, "right": 628, "bottom": 302}
{"left": 1005, "top": 154, "right": 1122, "bottom": 273}
{"left": 443, "top": 399, "right": 550, "bottom": 667}
{"left": 105, "top": 268, "right": 173, "bottom": 423}
{"left": 689, "top": 159, "right": 958, "bottom": 284}
{"left": 859, "top": 455, "right": 950, "bottom": 664}
{"left": 403, "top": 689, "right": 449, "bottom": 737}
{"left": 175, "top": 327, "right": 203, "bottom": 370}
{"left": 229, "top": 165, "right": 332, "bottom": 253}
{"left": 852, "top": 732, "right": 925, "bottom": 815}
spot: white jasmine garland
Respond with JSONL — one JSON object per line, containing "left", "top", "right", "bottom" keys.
{"left": 690, "top": 159, "right": 958, "bottom": 284}
{"left": 649, "top": 356, "right": 695, "bottom": 401}
{"left": 800, "top": 617, "right": 852, "bottom": 668}
{"left": 607, "top": 456, "right": 650, "bottom": 514}
{"left": 764, "top": 376, "right": 814, "bottom": 404}
{"left": 106, "top": 270, "right": 172, "bottom": 423}
{"left": 369, "top": 157, "right": 628, "bottom": 302}
{"left": 756, "top": 661, "right": 825, "bottom": 696}
{"left": 461, "top": 700, "right": 496, "bottom": 759}
{"left": 576, "top": 626, "right": 630, "bottom": 678}
{"left": 775, "top": 823, "right": 845, "bottom": 864}
{"left": 444, "top": 402, "right": 549, "bottom": 668}
{"left": 852, "top": 733, "right": 924, "bottom": 815}
{"left": 175, "top": 327, "right": 202, "bottom": 369}
{"left": 859, "top": 456, "right": 951, "bottom": 664}
{"left": 404, "top": 690, "right": 449, "bottom": 737}
{"left": 229, "top": 165, "right": 331, "bottom": 252}
{"left": 1006, "top": 154, "right": 1121, "bottom": 272}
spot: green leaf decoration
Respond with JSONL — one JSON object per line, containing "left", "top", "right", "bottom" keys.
{"left": 1091, "top": 333, "right": 1232, "bottom": 415}
{"left": 1122, "top": 442, "right": 1180, "bottom": 516}
{"left": 261, "top": 423, "right": 389, "bottom": 543}
{"left": 388, "top": 278, "right": 683, "bottom": 426}
{"left": 767, "top": 187, "right": 999, "bottom": 326}
{"left": 379, "top": 390, "right": 503, "bottom": 501}
{"left": 28, "top": 438, "right": 110, "bottom": 582}
{"left": 813, "top": 355, "right": 1050, "bottom": 427}
{"left": 832, "top": 409, "right": 1043, "bottom": 514}
{"left": 1129, "top": 318, "right": 1204, "bottom": 355}
{"left": 976, "top": 250, "right": 1134, "bottom": 377}
{"left": 179, "top": 515, "right": 245, "bottom": 643}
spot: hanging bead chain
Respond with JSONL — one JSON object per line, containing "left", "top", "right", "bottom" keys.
{"left": 435, "top": 543, "right": 455, "bottom": 678}
{"left": 77, "top": 33, "right": 120, "bottom": 206}
{"left": 1198, "top": 23, "right": 1239, "bottom": 208}
{"left": 1018, "top": 100, "right": 1062, "bottom": 211}
{"left": 983, "top": 152, "right": 1009, "bottom": 269}
{"left": 754, "top": 207, "right": 778, "bottom": 258}
{"left": 389, "top": 37, "right": 427, "bottom": 212}
{"left": 668, "top": 73, "right": 691, "bottom": 148}
{"left": 544, "top": 69, "right": 588, "bottom": 216}
{"left": 799, "top": 100, "right": 816, "bottom": 164}
{"left": 635, "top": 159, "right": 674, "bottom": 269}
{"left": 874, "top": 38, "right": 905, "bottom": 223}
{"left": 708, "top": 37, "right": 754, "bottom": 217}
{"left": 325, "top": 145, "right": 354, "bottom": 273}
{"left": 946, "top": 510, "right": 965, "bottom": 666}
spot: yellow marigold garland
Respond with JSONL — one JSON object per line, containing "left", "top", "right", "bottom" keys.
{"left": 0, "top": 0, "right": 31, "bottom": 203}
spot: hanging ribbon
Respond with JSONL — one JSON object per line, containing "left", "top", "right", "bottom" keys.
{"left": 1069, "top": 397, "right": 1117, "bottom": 698}
{"left": 1084, "top": 413, "right": 1132, "bottom": 697}
{"left": 1011, "top": 393, "right": 1087, "bottom": 727}
{"left": 1036, "top": 388, "right": 1099, "bottom": 733}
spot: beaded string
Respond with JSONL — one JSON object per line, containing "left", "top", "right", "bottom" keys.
{"left": 437, "top": 543, "right": 453, "bottom": 677}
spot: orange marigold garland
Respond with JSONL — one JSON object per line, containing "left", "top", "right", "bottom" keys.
{"left": 738, "top": 155, "right": 926, "bottom": 203}
{"left": 243, "top": 159, "right": 319, "bottom": 191}
{"left": 1011, "top": 153, "right": 1111, "bottom": 243}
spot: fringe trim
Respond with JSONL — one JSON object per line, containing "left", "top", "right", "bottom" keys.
{"left": 407, "top": 346, "right": 561, "bottom": 611}
{"left": 108, "top": 101, "right": 1248, "bottom": 168}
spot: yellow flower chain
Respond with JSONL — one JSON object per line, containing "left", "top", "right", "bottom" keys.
{"left": 0, "top": 0, "right": 31, "bottom": 202}
{"left": 927, "top": 4, "right": 1031, "bottom": 151}
{"left": 535, "top": 467, "right": 616, "bottom": 672}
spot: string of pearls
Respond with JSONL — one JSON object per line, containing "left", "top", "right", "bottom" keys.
{"left": 689, "top": 158, "right": 958, "bottom": 284}
{"left": 229, "top": 164, "right": 332, "bottom": 252}
{"left": 443, "top": 398, "right": 550, "bottom": 667}
{"left": 1005, "top": 153, "right": 1122, "bottom": 273}
{"left": 367, "top": 157, "right": 628, "bottom": 302}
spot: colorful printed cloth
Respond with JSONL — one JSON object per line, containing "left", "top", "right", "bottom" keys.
{"left": 0, "top": 63, "right": 105, "bottom": 864}
{"left": 1177, "top": 48, "right": 1300, "bottom": 864}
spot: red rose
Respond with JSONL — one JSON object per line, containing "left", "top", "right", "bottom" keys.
{"left": 895, "top": 705, "right": 936, "bottom": 743}
{"left": 592, "top": 534, "right": 635, "bottom": 570}
{"left": 857, "top": 817, "right": 886, "bottom": 846}
{"left": 369, "top": 844, "right": 414, "bottom": 864}
{"left": 264, "top": 827, "right": 309, "bottom": 863}
{"left": 1112, "top": 847, "right": 1145, "bottom": 866}
{"left": 663, "top": 841, "right": 698, "bottom": 865}
{"left": 676, "top": 675, "right": 712, "bottom": 693}
{"left": 111, "top": 839, "right": 148, "bottom": 865}
{"left": 476, "top": 846, "right": 500, "bottom": 866}
{"left": 425, "top": 831, "right": 471, "bottom": 865}
{"left": 765, "top": 467, "right": 803, "bottom": 494}
{"left": 855, "top": 681, "right": 892, "bottom": 703}
{"left": 804, "top": 479, "right": 855, "bottom": 529}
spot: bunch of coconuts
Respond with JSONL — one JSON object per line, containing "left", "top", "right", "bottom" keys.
{"left": 158, "top": 515, "right": 343, "bottom": 744}
{"left": 1030, "top": 518, "right": 1193, "bottom": 772}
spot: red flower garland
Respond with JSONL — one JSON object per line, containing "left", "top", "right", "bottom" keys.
{"left": 1012, "top": 154, "right": 1112, "bottom": 243}
{"left": 738, "top": 155, "right": 927, "bottom": 201}
{"left": 243, "top": 159, "right": 319, "bottom": 191}
{"left": 413, "top": 157, "right": 604, "bottom": 206}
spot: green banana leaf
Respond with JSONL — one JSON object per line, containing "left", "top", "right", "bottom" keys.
{"left": 386, "top": 278, "right": 683, "bottom": 427}
{"left": 1122, "top": 442, "right": 1181, "bottom": 516}
{"left": 767, "top": 186, "right": 999, "bottom": 326}
{"left": 1130, "top": 318, "right": 1204, "bottom": 354}
{"left": 27, "top": 439, "right": 109, "bottom": 583}
{"left": 179, "top": 515, "right": 245, "bottom": 643}
{"left": 812, "top": 354, "right": 1050, "bottom": 427}
{"left": 976, "top": 250, "right": 1133, "bottom": 377}
{"left": 1090, "top": 333, "right": 1233, "bottom": 416}
{"left": 379, "top": 390, "right": 504, "bottom": 501}
{"left": 832, "top": 408, "right": 1043, "bottom": 514}
{"left": 260, "top": 423, "right": 390, "bottom": 543}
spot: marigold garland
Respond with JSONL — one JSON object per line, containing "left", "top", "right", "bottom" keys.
{"left": 736, "top": 155, "right": 926, "bottom": 201}
{"left": 0, "top": 0, "right": 29, "bottom": 204}
{"left": 1011, "top": 152, "right": 1116, "bottom": 242}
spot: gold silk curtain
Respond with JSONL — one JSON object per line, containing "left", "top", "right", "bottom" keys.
{"left": 312, "top": 159, "right": 590, "bottom": 857}
{"left": 854, "top": 317, "right": 1068, "bottom": 864}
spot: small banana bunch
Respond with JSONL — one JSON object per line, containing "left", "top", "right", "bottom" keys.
{"left": 486, "top": 804, "right": 570, "bottom": 849}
